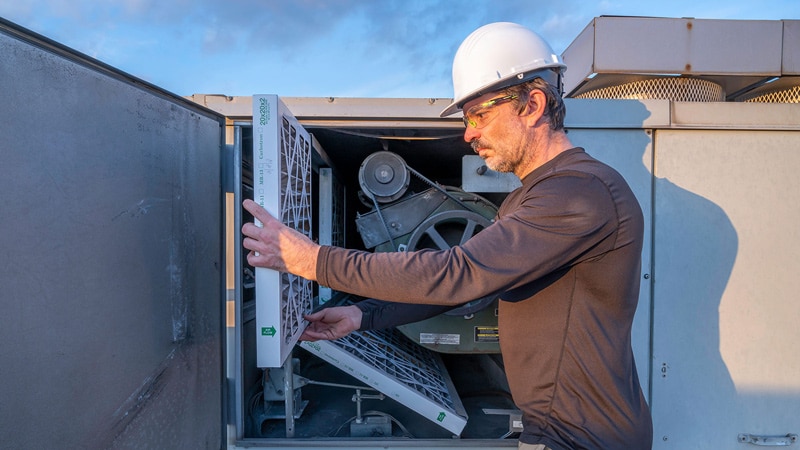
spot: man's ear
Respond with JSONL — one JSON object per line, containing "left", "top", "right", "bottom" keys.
{"left": 521, "top": 88, "right": 547, "bottom": 126}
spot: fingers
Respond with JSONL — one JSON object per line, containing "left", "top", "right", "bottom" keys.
{"left": 241, "top": 222, "right": 260, "bottom": 240}
{"left": 299, "top": 309, "right": 351, "bottom": 342}
{"left": 242, "top": 198, "right": 320, "bottom": 279}
{"left": 299, "top": 331, "right": 320, "bottom": 342}
{"left": 241, "top": 200, "right": 281, "bottom": 269}
{"left": 300, "top": 323, "right": 340, "bottom": 341}
{"left": 240, "top": 204, "right": 268, "bottom": 248}
{"left": 299, "top": 329, "right": 332, "bottom": 341}
{"left": 243, "top": 199, "right": 276, "bottom": 226}
{"left": 303, "top": 310, "right": 329, "bottom": 322}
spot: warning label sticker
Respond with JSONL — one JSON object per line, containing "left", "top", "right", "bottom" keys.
{"left": 419, "top": 333, "right": 461, "bottom": 345}
{"left": 474, "top": 326, "right": 499, "bottom": 343}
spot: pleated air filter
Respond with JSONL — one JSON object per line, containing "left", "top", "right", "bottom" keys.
{"left": 253, "top": 95, "right": 314, "bottom": 368}
{"left": 300, "top": 329, "right": 468, "bottom": 435}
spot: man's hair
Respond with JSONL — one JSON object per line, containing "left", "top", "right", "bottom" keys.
{"left": 501, "top": 77, "right": 566, "bottom": 131}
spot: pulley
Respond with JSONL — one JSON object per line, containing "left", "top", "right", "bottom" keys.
{"left": 354, "top": 150, "right": 502, "bottom": 354}
{"left": 358, "top": 151, "right": 410, "bottom": 203}
{"left": 406, "top": 210, "right": 498, "bottom": 316}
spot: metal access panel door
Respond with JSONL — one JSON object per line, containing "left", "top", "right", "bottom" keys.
{"left": 652, "top": 128, "right": 800, "bottom": 448}
{"left": 0, "top": 20, "right": 224, "bottom": 449}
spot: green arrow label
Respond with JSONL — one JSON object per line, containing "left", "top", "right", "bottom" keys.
{"left": 437, "top": 412, "right": 446, "bottom": 422}
{"left": 261, "top": 326, "right": 276, "bottom": 337}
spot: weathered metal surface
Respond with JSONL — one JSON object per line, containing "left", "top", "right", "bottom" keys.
{"left": 0, "top": 19, "right": 224, "bottom": 449}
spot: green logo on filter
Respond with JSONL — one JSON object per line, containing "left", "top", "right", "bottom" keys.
{"left": 437, "top": 412, "right": 446, "bottom": 422}
{"left": 261, "top": 326, "right": 276, "bottom": 337}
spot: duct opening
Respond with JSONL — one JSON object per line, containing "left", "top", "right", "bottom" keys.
{"left": 573, "top": 77, "right": 725, "bottom": 102}
{"left": 737, "top": 82, "right": 800, "bottom": 103}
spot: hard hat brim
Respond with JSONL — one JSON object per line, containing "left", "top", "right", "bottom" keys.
{"left": 439, "top": 67, "right": 564, "bottom": 117}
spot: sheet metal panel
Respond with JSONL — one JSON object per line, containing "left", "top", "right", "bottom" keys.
{"left": 652, "top": 129, "right": 800, "bottom": 448}
{"left": 0, "top": 19, "right": 224, "bottom": 449}
{"left": 562, "top": 17, "right": 785, "bottom": 97}
{"left": 671, "top": 101, "right": 800, "bottom": 129}
{"left": 190, "top": 94, "right": 462, "bottom": 130}
{"left": 593, "top": 17, "right": 782, "bottom": 75}
{"left": 561, "top": 20, "right": 597, "bottom": 98}
{"left": 564, "top": 98, "right": 671, "bottom": 129}
{"left": 783, "top": 20, "right": 800, "bottom": 74}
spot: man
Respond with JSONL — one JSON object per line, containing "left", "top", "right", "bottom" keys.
{"left": 243, "top": 22, "right": 653, "bottom": 450}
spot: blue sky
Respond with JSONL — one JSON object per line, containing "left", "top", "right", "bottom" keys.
{"left": 1, "top": 0, "right": 798, "bottom": 99}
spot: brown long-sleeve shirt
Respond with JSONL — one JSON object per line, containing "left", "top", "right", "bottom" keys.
{"left": 317, "top": 147, "right": 652, "bottom": 449}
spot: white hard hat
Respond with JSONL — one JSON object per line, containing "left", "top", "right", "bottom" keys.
{"left": 440, "top": 22, "right": 566, "bottom": 117}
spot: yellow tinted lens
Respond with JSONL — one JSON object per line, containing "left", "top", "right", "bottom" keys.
{"left": 462, "top": 94, "right": 517, "bottom": 129}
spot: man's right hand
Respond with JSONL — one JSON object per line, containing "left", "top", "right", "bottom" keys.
{"left": 300, "top": 305, "right": 363, "bottom": 341}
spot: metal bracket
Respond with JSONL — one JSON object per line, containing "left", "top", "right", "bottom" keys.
{"left": 483, "top": 408, "right": 523, "bottom": 439}
{"left": 739, "top": 434, "right": 798, "bottom": 446}
{"left": 352, "top": 388, "right": 386, "bottom": 423}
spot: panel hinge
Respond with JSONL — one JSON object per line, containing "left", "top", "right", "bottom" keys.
{"left": 739, "top": 433, "right": 798, "bottom": 446}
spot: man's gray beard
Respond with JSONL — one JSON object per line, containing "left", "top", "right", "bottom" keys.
{"left": 488, "top": 159, "right": 513, "bottom": 173}
{"left": 471, "top": 139, "right": 518, "bottom": 174}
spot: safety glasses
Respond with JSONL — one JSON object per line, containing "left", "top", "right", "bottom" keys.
{"left": 462, "top": 94, "right": 519, "bottom": 128}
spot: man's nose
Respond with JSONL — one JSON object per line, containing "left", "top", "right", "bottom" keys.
{"left": 463, "top": 124, "right": 480, "bottom": 143}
